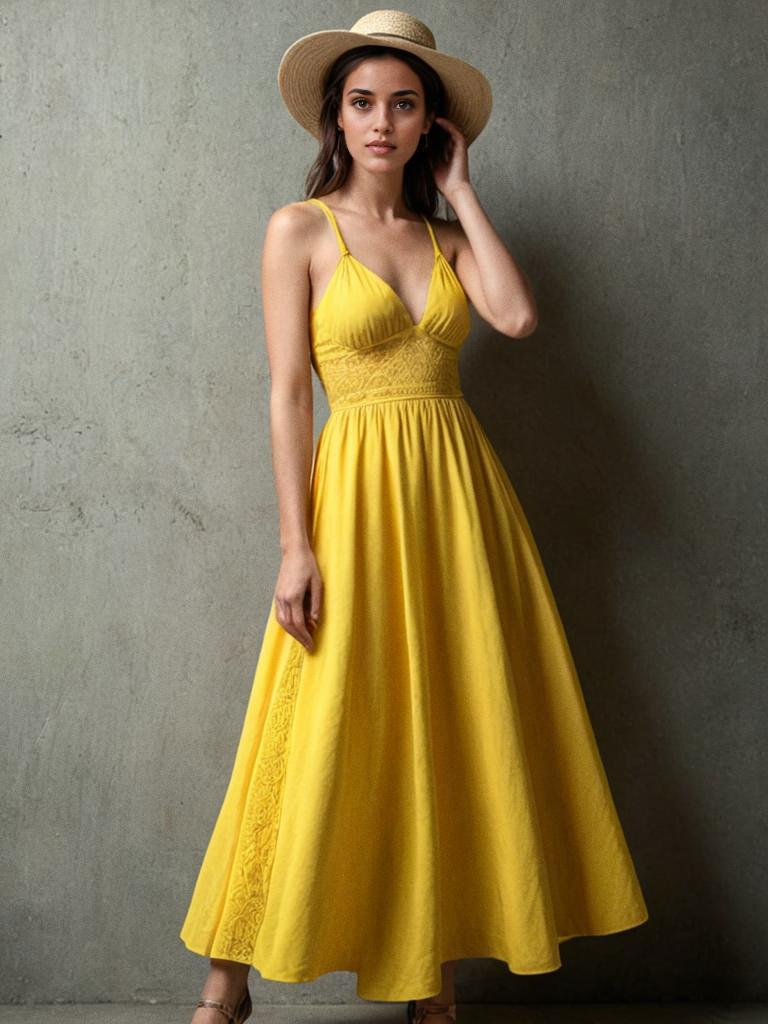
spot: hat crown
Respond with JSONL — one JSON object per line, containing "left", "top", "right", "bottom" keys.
{"left": 349, "top": 9, "right": 436, "bottom": 50}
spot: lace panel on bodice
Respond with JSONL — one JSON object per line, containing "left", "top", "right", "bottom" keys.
{"left": 312, "top": 329, "right": 463, "bottom": 410}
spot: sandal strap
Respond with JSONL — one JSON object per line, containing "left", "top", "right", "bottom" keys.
{"left": 414, "top": 1002, "right": 457, "bottom": 1021}
{"left": 196, "top": 997, "right": 236, "bottom": 1023}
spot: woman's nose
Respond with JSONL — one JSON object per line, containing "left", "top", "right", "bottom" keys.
{"left": 372, "top": 105, "right": 394, "bottom": 132}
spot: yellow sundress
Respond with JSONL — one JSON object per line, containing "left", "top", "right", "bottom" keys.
{"left": 179, "top": 196, "right": 649, "bottom": 1002}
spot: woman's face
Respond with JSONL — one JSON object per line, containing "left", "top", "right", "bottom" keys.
{"left": 336, "top": 55, "right": 433, "bottom": 168}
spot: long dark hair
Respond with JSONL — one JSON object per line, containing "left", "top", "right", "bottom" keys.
{"left": 303, "top": 45, "right": 452, "bottom": 218}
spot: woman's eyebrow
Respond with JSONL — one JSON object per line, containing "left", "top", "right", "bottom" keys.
{"left": 346, "top": 87, "right": 420, "bottom": 97}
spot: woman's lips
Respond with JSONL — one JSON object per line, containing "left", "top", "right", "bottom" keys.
{"left": 367, "top": 143, "right": 395, "bottom": 154}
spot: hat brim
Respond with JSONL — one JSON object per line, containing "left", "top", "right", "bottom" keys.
{"left": 278, "top": 29, "right": 492, "bottom": 146}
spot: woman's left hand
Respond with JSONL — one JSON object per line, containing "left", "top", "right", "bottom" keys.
{"left": 430, "top": 115, "right": 471, "bottom": 201}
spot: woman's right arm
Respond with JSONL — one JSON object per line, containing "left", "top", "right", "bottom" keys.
{"left": 260, "top": 203, "right": 323, "bottom": 652}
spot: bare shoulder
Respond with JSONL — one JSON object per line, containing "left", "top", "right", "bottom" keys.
{"left": 428, "top": 214, "right": 467, "bottom": 264}
{"left": 261, "top": 203, "right": 318, "bottom": 348}
{"left": 262, "top": 198, "right": 315, "bottom": 248}
{"left": 262, "top": 199, "right": 327, "bottom": 288}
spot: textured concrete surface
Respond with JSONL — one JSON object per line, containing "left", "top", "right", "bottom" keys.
{"left": 0, "top": 1007, "right": 766, "bottom": 1024}
{"left": 1, "top": 0, "right": 766, "bottom": 1010}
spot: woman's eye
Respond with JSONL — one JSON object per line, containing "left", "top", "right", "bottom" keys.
{"left": 350, "top": 99, "right": 415, "bottom": 110}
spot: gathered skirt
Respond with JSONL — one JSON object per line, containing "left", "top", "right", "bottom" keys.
{"left": 179, "top": 395, "right": 649, "bottom": 1001}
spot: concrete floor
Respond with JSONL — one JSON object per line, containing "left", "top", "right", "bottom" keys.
{"left": 0, "top": 1005, "right": 765, "bottom": 1023}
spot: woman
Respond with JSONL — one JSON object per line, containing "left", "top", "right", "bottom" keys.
{"left": 180, "top": 11, "right": 649, "bottom": 1024}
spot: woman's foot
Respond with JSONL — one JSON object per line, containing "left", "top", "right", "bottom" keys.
{"left": 191, "top": 958, "right": 250, "bottom": 1023}
{"left": 410, "top": 960, "right": 458, "bottom": 1022}
{"left": 411, "top": 1000, "right": 457, "bottom": 1022}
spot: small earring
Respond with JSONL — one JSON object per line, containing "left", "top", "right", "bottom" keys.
{"left": 419, "top": 132, "right": 429, "bottom": 150}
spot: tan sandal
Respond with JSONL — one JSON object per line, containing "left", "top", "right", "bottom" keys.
{"left": 195, "top": 981, "right": 252, "bottom": 1023}
{"left": 406, "top": 997, "right": 457, "bottom": 1022}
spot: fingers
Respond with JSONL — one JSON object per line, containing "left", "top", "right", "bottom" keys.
{"left": 273, "top": 569, "right": 323, "bottom": 653}
{"left": 434, "top": 115, "right": 466, "bottom": 143}
{"left": 275, "top": 594, "right": 314, "bottom": 651}
{"left": 303, "top": 572, "right": 323, "bottom": 651}
{"left": 308, "top": 572, "right": 323, "bottom": 626}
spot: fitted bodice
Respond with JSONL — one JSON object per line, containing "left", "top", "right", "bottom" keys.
{"left": 305, "top": 198, "right": 471, "bottom": 411}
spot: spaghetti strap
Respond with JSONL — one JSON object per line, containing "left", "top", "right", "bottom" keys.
{"left": 421, "top": 214, "right": 442, "bottom": 258}
{"left": 305, "top": 197, "right": 349, "bottom": 256}
{"left": 306, "top": 197, "right": 439, "bottom": 260}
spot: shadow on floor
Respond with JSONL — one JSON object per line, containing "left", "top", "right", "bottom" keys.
{"left": 0, "top": 1003, "right": 766, "bottom": 1023}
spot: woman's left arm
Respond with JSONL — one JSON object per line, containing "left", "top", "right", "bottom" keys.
{"left": 432, "top": 115, "right": 538, "bottom": 339}
{"left": 448, "top": 183, "right": 538, "bottom": 339}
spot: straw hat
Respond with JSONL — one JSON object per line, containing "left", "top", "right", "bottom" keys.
{"left": 278, "top": 9, "right": 493, "bottom": 146}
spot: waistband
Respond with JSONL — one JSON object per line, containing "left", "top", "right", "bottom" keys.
{"left": 329, "top": 390, "right": 465, "bottom": 413}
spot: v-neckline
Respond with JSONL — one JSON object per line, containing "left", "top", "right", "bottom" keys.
{"left": 308, "top": 198, "right": 441, "bottom": 329}
{"left": 346, "top": 250, "right": 439, "bottom": 329}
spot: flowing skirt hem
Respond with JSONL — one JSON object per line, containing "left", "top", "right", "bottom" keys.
{"left": 180, "top": 910, "right": 649, "bottom": 1002}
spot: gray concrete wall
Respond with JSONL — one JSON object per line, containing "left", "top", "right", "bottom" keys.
{"left": 1, "top": 0, "right": 765, "bottom": 1008}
